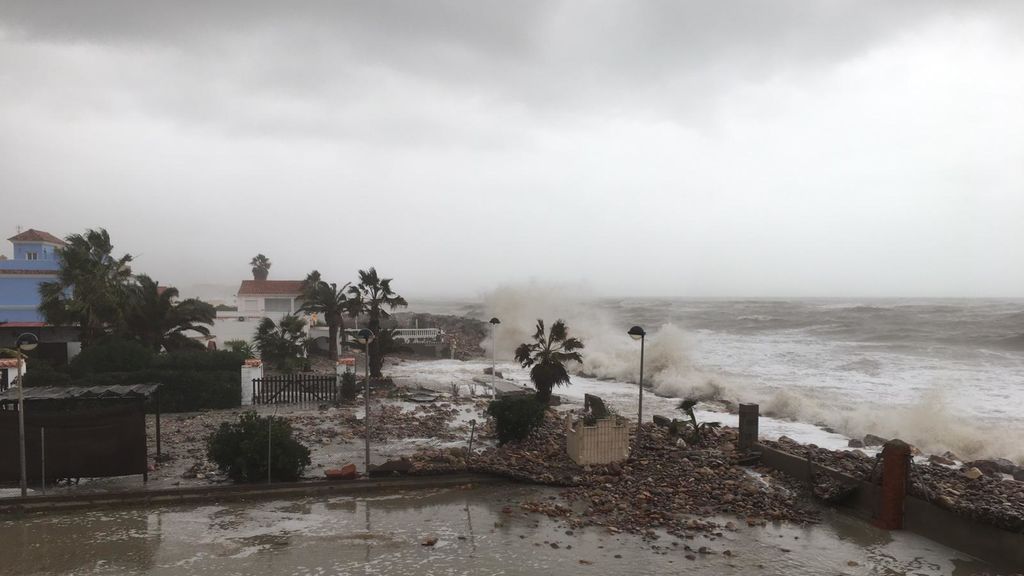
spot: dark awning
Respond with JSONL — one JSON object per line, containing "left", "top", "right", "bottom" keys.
{"left": 0, "top": 383, "right": 161, "bottom": 403}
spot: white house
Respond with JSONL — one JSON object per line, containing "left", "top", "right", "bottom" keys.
{"left": 236, "top": 280, "right": 306, "bottom": 319}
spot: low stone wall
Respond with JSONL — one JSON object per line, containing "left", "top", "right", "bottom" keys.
{"left": 564, "top": 415, "right": 630, "bottom": 466}
{"left": 758, "top": 444, "right": 1024, "bottom": 570}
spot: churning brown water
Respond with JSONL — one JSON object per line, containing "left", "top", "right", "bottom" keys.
{"left": 0, "top": 485, "right": 1008, "bottom": 575}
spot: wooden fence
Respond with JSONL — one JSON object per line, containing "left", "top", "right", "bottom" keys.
{"left": 252, "top": 374, "right": 339, "bottom": 405}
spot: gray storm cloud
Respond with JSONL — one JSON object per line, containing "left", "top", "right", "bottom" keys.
{"left": 0, "top": 1, "right": 1022, "bottom": 298}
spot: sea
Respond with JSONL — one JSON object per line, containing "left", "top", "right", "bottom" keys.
{"left": 403, "top": 294, "right": 1024, "bottom": 463}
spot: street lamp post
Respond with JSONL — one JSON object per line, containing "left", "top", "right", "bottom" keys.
{"left": 15, "top": 333, "right": 39, "bottom": 497}
{"left": 489, "top": 318, "right": 500, "bottom": 399}
{"left": 627, "top": 326, "right": 646, "bottom": 450}
{"left": 354, "top": 328, "right": 375, "bottom": 476}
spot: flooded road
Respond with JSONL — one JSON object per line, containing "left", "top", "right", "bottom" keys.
{"left": 0, "top": 484, "right": 1009, "bottom": 575}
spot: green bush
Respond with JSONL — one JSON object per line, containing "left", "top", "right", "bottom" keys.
{"left": 153, "top": 350, "right": 245, "bottom": 371}
{"left": 70, "top": 338, "right": 154, "bottom": 376}
{"left": 207, "top": 411, "right": 311, "bottom": 482}
{"left": 21, "top": 361, "right": 73, "bottom": 387}
{"left": 340, "top": 371, "right": 358, "bottom": 400}
{"left": 61, "top": 368, "right": 240, "bottom": 413}
{"left": 486, "top": 396, "right": 547, "bottom": 445}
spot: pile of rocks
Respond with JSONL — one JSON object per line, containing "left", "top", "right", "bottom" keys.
{"left": 342, "top": 402, "right": 467, "bottom": 442}
{"left": 409, "top": 416, "right": 818, "bottom": 538}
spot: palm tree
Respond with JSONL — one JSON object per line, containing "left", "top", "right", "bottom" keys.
{"left": 297, "top": 270, "right": 354, "bottom": 360}
{"left": 224, "top": 339, "right": 256, "bottom": 358}
{"left": 126, "top": 275, "right": 216, "bottom": 352}
{"left": 250, "top": 254, "right": 271, "bottom": 281}
{"left": 38, "top": 228, "right": 134, "bottom": 347}
{"left": 347, "top": 267, "right": 408, "bottom": 377}
{"left": 253, "top": 315, "right": 306, "bottom": 371}
{"left": 514, "top": 319, "right": 584, "bottom": 403}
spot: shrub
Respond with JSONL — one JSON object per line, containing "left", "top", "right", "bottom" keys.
{"left": 145, "top": 369, "right": 240, "bottom": 412}
{"left": 340, "top": 371, "right": 358, "bottom": 401}
{"left": 223, "top": 340, "right": 255, "bottom": 358}
{"left": 153, "top": 350, "right": 245, "bottom": 371}
{"left": 486, "top": 396, "right": 547, "bottom": 445}
{"left": 70, "top": 338, "right": 154, "bottom": 376}
{"left": 207, "top": 411, "right": 311, "bottom": 482}
{"left": 21, "top": 361, "right": 73, "bottom": 387}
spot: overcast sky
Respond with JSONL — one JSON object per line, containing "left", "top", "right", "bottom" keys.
{"left": 1, "top": 1, "right": 1022, "bottom": 299}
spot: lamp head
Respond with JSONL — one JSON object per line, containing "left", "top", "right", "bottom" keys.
{"left": 627, "top": 326, "right": 646, "bottom": 341}
{"left": 489, "top": 317, "right": 501, "bottom": 325}
{"left": 16, "top": 332, "right": 39, "bottom": 352}
{"left": 355, "top": 328, "right": 375, "bottom": 345}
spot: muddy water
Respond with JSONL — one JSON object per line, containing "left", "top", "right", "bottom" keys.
{"left": 0, "top": 485, "right": 1007, "bottom": 575}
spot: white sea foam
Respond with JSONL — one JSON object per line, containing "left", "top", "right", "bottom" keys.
{"left": 452, "top": 285, "right": 1024, "bottom": 463}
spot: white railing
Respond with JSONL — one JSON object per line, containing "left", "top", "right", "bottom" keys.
{"left": 342, "top": 328, "right": 445, "bottom": 343}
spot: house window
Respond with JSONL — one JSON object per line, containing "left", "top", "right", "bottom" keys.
{"left": 26, "top": 252, "right": 38, "bottom": 261}
{"left": 265, "top": 298, "right": 293, "bottom": 313}
{"left": 244, "top": 299, "right": 258, "bottom": 312}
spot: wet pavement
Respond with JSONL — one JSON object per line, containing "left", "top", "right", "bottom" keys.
{"left": 0, "top": 484, "right": 1012, "bottom": 575}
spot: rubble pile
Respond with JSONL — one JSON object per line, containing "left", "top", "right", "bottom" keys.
{"left": 409, "top": 418, "right": 818, "bottom": 537}
{"left": 342, "top": 402, "right": 466, "bottom": 442}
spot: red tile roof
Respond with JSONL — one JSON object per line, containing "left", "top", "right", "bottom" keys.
{"left": 237, "top": 280, "right": 305, "bottom": 296}
{"left": 0, "top": 359, "right": 23, "bottom": 368}
{"left": 8, "top": 229, "right": 66, "bottom": 246}
{"left": 0, "top": 322, "right": 48, "bottom": 327}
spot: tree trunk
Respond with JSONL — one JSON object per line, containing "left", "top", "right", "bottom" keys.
{"left": 369, "top": 339, "right": 384, "bottom": 378}
{"left": 535, "top": 383, "right": 552, "bottom": 404}
{"left": 328, "top": 322, "right": 339, "bottom": 360}
{"left": 368, "top": 316, "right": 382, "bottom": 378}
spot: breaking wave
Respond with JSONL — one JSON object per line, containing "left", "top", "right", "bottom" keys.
{"left": 473, "top": 284, "right": 1024, "bottom": 463}
{"left": 479, "top": 282, "right": 725, "bottom": 400}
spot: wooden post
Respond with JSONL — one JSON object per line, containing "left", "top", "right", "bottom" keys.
{"left": 875, "top": 439, "right": 912, "bottom": 530}
{"left": 155, "top": 390, "right": 162, "bottom": 458}
{"left": 40, "top": 427, "right": 45, "bottom": 494}
{"left": 738, "top": 403, "right": 759, "bottom": 450}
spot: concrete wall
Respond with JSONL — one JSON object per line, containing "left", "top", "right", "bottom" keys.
{"left": 757, "top": 444, "right": 1024, "bottom": 570}
{"left": 565, "top": 415, "right": 631, "bottom": 465}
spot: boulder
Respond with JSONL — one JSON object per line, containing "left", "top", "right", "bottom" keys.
{"left": 963, "top": 467, "right": 983, "bottom": 480}
{"left": 370, "top": 457, "right": 414, "bottom": 477}
{"left": 325, "top": 463, "right": 358, "bottom": 480}
{"left": 968, "top": 458, "right": 1017, "bottom": 476}
{"left": 862, "top": 434, "right": 889, "bottom": 447}
{"left": 847, "top": 439, "right": 864, "bottom": 448}
{"left": 1013, "top": 468, "right": 1024, "bottom": 482}
{"left": 928, "top": 454, "right": 955, "bottom": 466}
{"left": 652, "top": 415, "right": 673, "bottom": 428}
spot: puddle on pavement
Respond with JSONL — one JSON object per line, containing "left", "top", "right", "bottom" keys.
{"left": 0, "top": 485, "right": 1011, "bottom": 575}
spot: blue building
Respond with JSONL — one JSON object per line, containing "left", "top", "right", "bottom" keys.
{"left": 0, "top": 229, "right": 64, "bottom": 323}
{"left": 0, "top": 229, "right": 80, "bottom": 364}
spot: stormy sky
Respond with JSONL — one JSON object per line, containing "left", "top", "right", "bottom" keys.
{"left": 1, "top": 1, "right": 1022, "bottom": 299}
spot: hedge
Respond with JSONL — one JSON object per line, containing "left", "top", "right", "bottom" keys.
{"left": 69, "top": 338, "right": 153, "bottom": 377}
{"left": 23, "top": 344, "right": 244, "bottom": 413}
{"left": 23, "top": 362, "right": 241, "bottom": 413}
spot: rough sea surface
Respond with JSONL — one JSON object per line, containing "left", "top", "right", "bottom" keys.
{"left": 414, "top": 296, "right": 1024, "bottom": 462}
